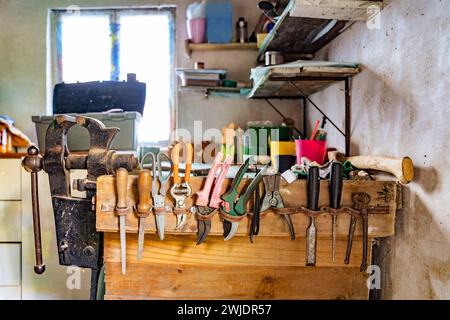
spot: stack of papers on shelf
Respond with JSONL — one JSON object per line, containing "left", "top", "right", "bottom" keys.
{"left": 176, "top": 68, "right": 227, "bottom": 87}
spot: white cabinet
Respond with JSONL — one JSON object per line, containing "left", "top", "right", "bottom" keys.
{"left": 0, "top": 159, "right": 22, "bottom": 200}
{"left": 0, "top": 157, "right": 90, "bottom": 300}
{"left": 0, "top": 287, "right": 21, "bottom": 300}
{"left": 0, "top": 243, "right": 21, "bottom": 286}
{"left": 0, "top": 201, "right": 21, "bottom": 242}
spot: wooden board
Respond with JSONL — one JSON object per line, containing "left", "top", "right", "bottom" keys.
{"left": 291, "top": 0, "right": 383, "bottom": 21}
{"left": 103, "top": 233, "right": 370, "bottom": 300}
{"left": 96, "top": 178, "right": 399, "bottom": 239}
{"left": 189, "top": 43, "right": 258, "bottom": 51}
{"left": 249, "top": 65, "right": 360, "bottom": 98}
{"left": 103, "top": 233, "right": 368, "bottom": 268}
{"left": 99, "top": 178, "right": 398, "bottom": 300}
{"left": 185, "top": 41, "right": 258, "bottom": 59}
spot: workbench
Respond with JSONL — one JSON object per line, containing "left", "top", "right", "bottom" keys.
{"left": 96, "top": 177, "right": 400, "bottom": 300}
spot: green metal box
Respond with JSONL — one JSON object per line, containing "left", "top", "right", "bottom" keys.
{"left": 32, "top": 112, "right": 141, "bottom": 151}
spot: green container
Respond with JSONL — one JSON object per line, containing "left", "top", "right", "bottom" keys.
{"left": 244, "top": 127, "right": 290, "bottom": 155}
{"left": 32, "top": 112, "right": 141, "bottom": 151}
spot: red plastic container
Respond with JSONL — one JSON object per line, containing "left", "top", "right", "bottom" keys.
{"left": 295, "top": 139, "right": 327, "bottom": 165}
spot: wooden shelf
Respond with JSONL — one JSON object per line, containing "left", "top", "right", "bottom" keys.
{"left": 248, "top": 63, "right": 360, "bottom": 98}
{"left": 257, "top": 0, "right": 384, "bottom": 61}
{"left": 291, "top": 0, "right": 384, "bottom": 21}
{"left": 185, "top": 40, "right": 258, "bottom": 59}
{"left": 189, "top": 42, "right": 258, "bottom": 51}
{"left": 179, "top": 85, "right": 250, "bottom": 98}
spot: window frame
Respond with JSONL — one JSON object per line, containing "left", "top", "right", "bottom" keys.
{"left": 48, "top": 6, "right": 176, "bottom": 145}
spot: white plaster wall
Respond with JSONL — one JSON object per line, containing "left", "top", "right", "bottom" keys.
{"left": 0, "top": 0, "right": 301, "bottom": 144}
{"left": 308, "top": 0, "right": 450, "bottom": 299}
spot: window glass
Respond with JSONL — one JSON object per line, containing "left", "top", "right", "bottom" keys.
{"left": 60, "top": 15, "right": 111, "bottom": 82}
{"left": 56, "top": 10, "right": 173, "bottom": 144}
{"left": 119, "top": 13, "right": 172, "bottom": 143}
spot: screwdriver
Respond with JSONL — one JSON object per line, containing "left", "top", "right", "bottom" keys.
{"left": 137, "top": 170, "right": 152, "bottom": 260}
{"left": 306, "top": 166, "right": 320, "bottom": 266}
{"left": 115, "top": 168, "right": 129, "bottom": 275}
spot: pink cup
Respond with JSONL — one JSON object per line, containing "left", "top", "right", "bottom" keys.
{"left": 295, "top": 140, "right": 327, "bottom": 165}
{"left": 187, "top": 19, "right": 206, "bottom": 44}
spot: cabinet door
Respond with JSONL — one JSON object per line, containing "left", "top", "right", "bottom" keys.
{"left": 0, "top": 243, "right": 21, "bottom": 286}
{"left": 0, "top": 201, "right": 21, "bottom": 242}
{"left": 0, "top": 159, "right": 21, "bottom": 200}
{"left": 0, "top": 287, "right": 21, "bottom": 300}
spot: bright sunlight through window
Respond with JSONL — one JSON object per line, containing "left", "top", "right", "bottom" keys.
{"left": 57, "top": 9, "right": 174, "bottom": 144}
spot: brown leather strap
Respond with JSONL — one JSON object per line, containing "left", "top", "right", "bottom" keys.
{"left": 248, "top": 209, "right": 270, "bottom": 219}
{"left": 219, "top": 210, "right": 246, "bottom": 223}
{"left": 153, "top": 207, "right": 166, "bottom": 216}
{"left": 271, "top": 207, "right": 305, "bottom": 216}
{"left": 136, "top": 208, "right": 151, "bottom": 218}
{"left": 321, "top": 206, "right": 361, "bottom": 218}
{"left": 195, "top": 210, "right": 217, "bottom": 221}
{"left": 115, "top": 206, "right": 130, "bottom": 217}
{"left": 272, "top": 207, "right": 322, "bottom": 218}
{"left": 173, "top": 207, "right": 189, "bottom": 216}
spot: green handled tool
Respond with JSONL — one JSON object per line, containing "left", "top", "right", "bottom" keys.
{"left": 221, "top": 158, "right": 268, "bottom": 241}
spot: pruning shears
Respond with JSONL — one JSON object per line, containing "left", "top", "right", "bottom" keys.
{"left": 170, "top": 142, "right": 194, "bottom": 230}
{"left": 220, "top": 158, "right": 268, "bottom": 241}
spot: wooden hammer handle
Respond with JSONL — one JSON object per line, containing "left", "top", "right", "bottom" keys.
{"left": 328, "top": 152, "right": 414, "bottom": 184}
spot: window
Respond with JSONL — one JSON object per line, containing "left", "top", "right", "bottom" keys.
{"left": 53, "top": 8, "right": 175, "bottom": 144}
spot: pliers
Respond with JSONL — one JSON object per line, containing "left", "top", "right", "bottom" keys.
{"left": 261, "top": 174, "right": 295, "bottom": 240}
{"left": 220, "top": 158, "right": 268, "bottom": 241}
{"left": 193, "top": 152, "right": 233, "bottom": 244}
{"left": 170, "top": 142, "right": 194, "bottom": 230}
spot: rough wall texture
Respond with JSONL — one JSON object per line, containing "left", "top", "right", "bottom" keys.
{"left": 308, "top": 0, "right": 450, "bottom": 299}
{"left": 0, "top": 0, "right": 301, "bottom": 144}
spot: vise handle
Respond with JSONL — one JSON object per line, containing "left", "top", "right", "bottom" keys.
{"left": 22, "top": 146, "right": 46, "bottom": 274}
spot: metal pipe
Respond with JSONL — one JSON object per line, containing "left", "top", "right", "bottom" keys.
{"left": 31, "top": 171, "right": 45, "bottom": 274}
{"left": 344, "top": 78, "right": 351, "bottom": 157}
{"left": 302, "top": 97, "right": 307, "bottom": 138}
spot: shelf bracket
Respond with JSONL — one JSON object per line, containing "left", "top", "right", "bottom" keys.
{"left": 290, "top": 78, "right": 352, "bottom": 156}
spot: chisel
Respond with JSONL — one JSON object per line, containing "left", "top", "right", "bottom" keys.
{"left": 115, "top": 168, "right": 129, "bottom": 275}
{"left": 329, "top": 162, "right": 343, "bottom": 262}
{"left": 306, "top": 166, "right": 320, "bottom": 266}
{"left": 137, "top": 170, "right": 152, "bottom": 260}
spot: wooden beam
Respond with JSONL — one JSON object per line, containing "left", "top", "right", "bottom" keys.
{"left": 104, "top": 261, "right": 369, "bottom": 300}
{"left": 103, "top": 233, "right": 371, "bottom": 299}
{"left": 103, "top": 233, "right": 369, "bottom": 268}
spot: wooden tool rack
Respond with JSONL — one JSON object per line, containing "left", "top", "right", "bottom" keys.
{"left": 96, "top": 176, "right": 400, "bottom": 300}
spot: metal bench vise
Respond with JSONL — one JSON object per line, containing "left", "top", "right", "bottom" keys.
{"left": 22, "top": 115, "right": 138, "bottom": 299}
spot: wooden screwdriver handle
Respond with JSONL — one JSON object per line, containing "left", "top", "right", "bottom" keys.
{"left": 137, "top": 170, "right": 152, "bottom": 214}
{"left": 116, "top": 168, "right": 129, "bottom": 211}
